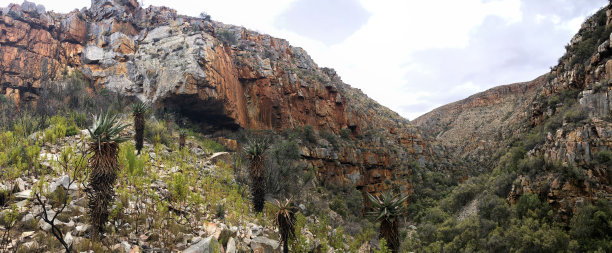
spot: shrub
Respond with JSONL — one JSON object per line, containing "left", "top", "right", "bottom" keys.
{"left": 329, "top": 196, "right": 348, "bottom": 218}
{"left": 595, "top": 149, "right": 612, "bottom": 165}
{"left": 65, "top": 125, "right": 79, "bottom": 137}
{"left": 301, "top": 125, "right": 317, "bottom": 144}
{"left": 569, "top": 199, "right": 612, "bottom": 252}
{"left": 218, "top": 29, "right": 237, "bottom": 45}
{"left": 515, "top": 193, "right": 550, "bottom": 220}
{"left": 477, "top": 194, "right": 511, "bottom": 224}
{"left": 201, "top": 139, "right": 225, "bottom": 153}
{"left": 564, "top": 105, "right": 588, "bottom": 123}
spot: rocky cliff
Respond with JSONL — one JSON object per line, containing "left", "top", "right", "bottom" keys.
{"left": 0, "top": 0, "right": 437, "bottom": 198}
{"left": 415, "top": 5, "right": 612, "bottom": 219}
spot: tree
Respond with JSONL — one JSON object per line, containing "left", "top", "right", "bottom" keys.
{"left": 244, "top": 139, "right": 269, "bottom": 213}
{"left": 86, "top": 111, "right": 129, "bottom": 238}
{"left": 131, "top": 102, "right": 148, "bottom": 155}
{"left": 367, "top": 191, "right": 408, "bottom": 253}
{"left": 272, "top": 199, "right": 298, "bottom": 253}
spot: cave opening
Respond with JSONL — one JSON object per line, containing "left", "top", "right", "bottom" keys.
{"left": 161, "top": 94, "right": 241, "bottom": 134}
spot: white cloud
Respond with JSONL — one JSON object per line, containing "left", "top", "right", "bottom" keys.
{"left": 1, "top": 0, "right": 607, "bottom": 120}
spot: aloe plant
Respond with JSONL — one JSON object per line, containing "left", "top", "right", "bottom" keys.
{"left": 244, "top": 138, "right": 269, "bottom": 212}
{"left": 87, "top": 111, "right": 128, "bottom": 238}
{"left": 367, "top": 191, "right": 408, "bottom": 253}
{"left": 131, "top": 102, "right": 148, "bottom": 154}
{"left": 272, "top": 198, "right": 298, "bottom": 253}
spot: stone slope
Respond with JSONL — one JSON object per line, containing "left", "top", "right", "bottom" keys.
{"left": 0, "top": 0, "right": 438, "bottom": 198}
{"left": 415, "top": 4, "right": 612, "bottom": 217}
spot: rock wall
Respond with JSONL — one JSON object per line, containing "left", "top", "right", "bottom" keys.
{"left": 0, "top": 0, "right": 437, "bottom": 198}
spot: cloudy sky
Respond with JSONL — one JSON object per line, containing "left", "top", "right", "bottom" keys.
{"left": 1, "top": 0, "right": 607, "bottom": 119}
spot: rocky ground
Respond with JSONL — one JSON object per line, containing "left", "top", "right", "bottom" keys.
{"left": 0, "top": 123, "right": 366, "bottom": 253}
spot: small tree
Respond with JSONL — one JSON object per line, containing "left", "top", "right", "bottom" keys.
{"left": 86, "top": 111, "right": 129, "bottom": 238}
{"left": 131, "top": 102, "right": 148, "bottom": 155}
{"left": 245, "top": 139, "right": 269, "bottom": 213}
{"left": 367, "top": 191, "right": 408, "bottom": 253}
{"left": 272, "top": 199, "right": 298, "bottom": 253}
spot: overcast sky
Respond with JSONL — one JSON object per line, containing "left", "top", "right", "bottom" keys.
{"left": 1, "top": 0, "right": 607, "bottom": 119}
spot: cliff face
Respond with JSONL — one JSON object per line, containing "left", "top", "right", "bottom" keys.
{"left": 415, "top": 5, "right": 612, "bottom": 218}
{"left": 0, "top": 0, "right": 436, "bottom": 197}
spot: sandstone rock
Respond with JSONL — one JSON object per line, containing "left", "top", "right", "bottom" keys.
{"left": 225, "top": 237, "right": 237, "bottom": 253}
{"left": 209, "top": 152, "right": 231, "bottom": 165}
{"left": 83, "top": 45, "right": 105, "bottom": 64}
{"left": 183, "top": 236, "right": 221, "bottom": 253}
{"left": 250, "top": 237, "right": 280, "bottom": 253}
{"left": 14, "top": 190, "right": 32, "bottom": 200}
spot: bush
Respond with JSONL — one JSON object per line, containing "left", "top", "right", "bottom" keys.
{"left": 65, "top": 125, "right": 79, "bottom": 137}
{"left": 564, "top": 105, "right": 588, "bottom": 123}
{"left": 201, "top": 139, "right": 225, "bottom": 153}
{"left": 569, "top": 199, "right": 612, "bottom": 252}
{"left": 595, "top": 149, "right": 612, "bottom": 165}
{"left": 515, "top": 193, "right": 550, "bottom": 220}
{"left": 144, "top": 119, "right": 174, "bottom": 148}
{"left": 302, "top": 125, "right": 317, "bottom": 144}
{"left": 329, "top": 196, "right": 348, "bottom": 218}
{"left": 477, "top": 194, "right": 511, "bottom": 224}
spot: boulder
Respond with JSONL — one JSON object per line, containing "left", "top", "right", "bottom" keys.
{"left": 183, "top": 236, "right": 222, "bottom": 253}
{"left": 225, "top": 237, "right": 236, "bottom": 253}
{"left": 83, "top": 45, "right": 105, "bottom": 64}
{"left": 250, "top": 237, "right": 280, "bottom": 253}
{"left": 209, "top": 152, "right": 231, "bottom": 165}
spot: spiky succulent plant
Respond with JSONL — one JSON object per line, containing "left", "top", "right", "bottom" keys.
{"left": 86, "top": 111, "right": 128, "bottom": 238}
{"left": 367, "top": 191, "right": 408, "bottom": 253}
{"left": 272, "top": 198, "right": 298, "bottom": 253}
{"left": 179, "top": 128, "right": 187, "bottom": 150}
{"left": 131, "top": 102, "right": 149, "bottom": 154}
{"left": 244, "top": 138, "right": 269, "bottom": 212}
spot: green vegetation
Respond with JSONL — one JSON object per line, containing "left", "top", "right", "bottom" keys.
{"left": 367, "top": 191, "right": 408, "bottom": 253}
{"left": 244, "top": 138, "right": 270, "bottom": 213}
{"left": 131, "top": 102, "right": 149, "bottom": 154}
{"left": 86, "top": 111, "right": 129, "bottom": 238}
{"left": 272, "top": 199, "right": 298, "bottom": 253}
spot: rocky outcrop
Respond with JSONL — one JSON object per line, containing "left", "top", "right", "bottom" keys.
{"left": 416, "top": 4, "right": 612, "bottom": 219}
{"left": 0, "top": 0, "right": 437, "bottom": 198}
{"left": 413, "top": 78, "right": 543, "bottom": 171}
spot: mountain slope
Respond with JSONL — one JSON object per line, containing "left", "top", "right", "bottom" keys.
{"left": 413, "top": 1, "right": 612, "bottom": 224}
{"left": 0, "top": 0, "right": 447, "bottom": 202}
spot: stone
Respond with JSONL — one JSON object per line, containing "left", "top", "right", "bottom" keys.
{"left": 82, "top": 45, "right": 105, "bottom": 64}
{"left": 183, "top": 236, "right": 221, "bottom": 253}
{"left": 250, "top": 237, "right": 280, "bottom": 253}
{"left": 209, "top": 152, "right": 231, "bottom": 165}
{"left": 14, "top": 190, "right": 32, "bottom": 199}
{"left": 39, "top": 218, "right": 52, "bottom": 231}
{"left": 225, "top": 237, "right": 236, "bottom": 253}
{"left": 64, "top": 232, "right": 74, "bottom": 246}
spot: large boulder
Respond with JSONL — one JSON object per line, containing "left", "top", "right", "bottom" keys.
{"left": 183, "top": 236, "right": 222, "bottom": 253}
{"left": 250, "top": 237, "right": 280, "bottom": 253}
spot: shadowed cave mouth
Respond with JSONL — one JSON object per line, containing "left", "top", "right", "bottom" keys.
{"left": 162, "top": 94, "right": 241, "bottom": 134}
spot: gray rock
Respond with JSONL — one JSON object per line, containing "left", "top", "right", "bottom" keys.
{"left": 83, "top": 45, "right": 105, "bottom": 64}
{"left": 14, "top": 190, "right": 32, "bottom": 200}
{"left": 250, "top": 237, "right": 280, "bottom": 253}
{"left": 21, "top": 1, "right": 36, "bottom": 13}
{"left": 74, "top": 224, "right": 90, "bottom": 236}
{"left": 64, "top": 232, "right": 74, "bottom": 246}
{"left": 121, "top": 241, "right": 131, "bottom": 253}
{"left": 39, "top": 219, "right": 52, "bottom": 232}
{"left": 225, "top": 237, "right": 236, "bottom": 253}
{"left": 209, "top": 152, "right": 231, "bottom": 164}
{"left": 183, "top": 236, "right": 220, "bottom": 253}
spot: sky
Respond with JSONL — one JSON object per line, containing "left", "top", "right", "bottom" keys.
{"left": 1, "top": 0, "right": 607, "bottom": 120}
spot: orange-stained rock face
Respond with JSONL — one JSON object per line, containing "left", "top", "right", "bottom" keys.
{"left": 0, "top": 0, "right": 437, "bottom": 199}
